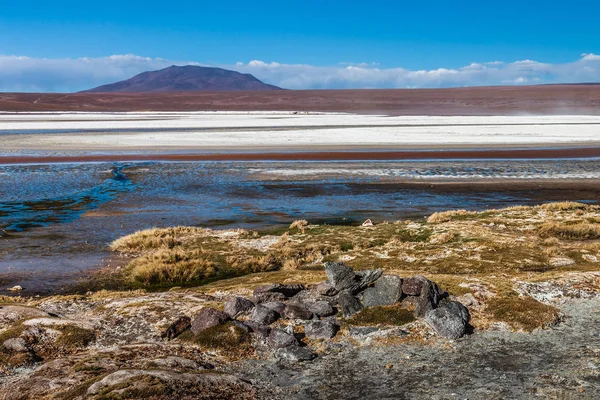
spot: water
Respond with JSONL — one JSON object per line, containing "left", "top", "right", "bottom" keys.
{"left": 1, "top": 159, "right": 599, "bottom": 294}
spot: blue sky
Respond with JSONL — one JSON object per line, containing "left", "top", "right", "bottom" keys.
{"left": 1, "top": 0, "right": 599, "bottom": 91}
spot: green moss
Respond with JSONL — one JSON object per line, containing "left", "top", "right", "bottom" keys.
{"left": 486, "top": 295, "right": 560, "bottom": 332}
{"left": 178, "top": 322, "right": 252, "bottom": 357}
{"left": 346, "top": 305, "right": 415, "bottom": 326}
{"left": 55, "top": 325, "right": 96, "bottom": 349}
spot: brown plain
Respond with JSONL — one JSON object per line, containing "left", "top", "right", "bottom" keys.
{"left": 1, "top": 85, "right": 599, "bottom": 114}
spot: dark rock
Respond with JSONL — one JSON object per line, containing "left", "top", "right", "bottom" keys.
{"left": 304, "top": 320, "right": 339, "bottom": 339}
{"left": 402, "top": 276, "right": 427, "bottom": 296}
{"left": 425, "top": 300, "right": 470, "bottom": 339}
{"left": 275, "top": 345, "right": 317, "bottom": 362}
{"left": 2, "top": 337, "right": 29, "bottom": 353}
{"left": 231, "top": 320, "right": 252, "bottom": 333}
{"left": 315, "top": 282, "right": 338, "bottom": 296}
{"left": 252, "top": 291, "right": 287, "bottom": 304}
{"left": 282, "top": 304, "right": 314, "bottom": 320}
{"left": 161, "top": 316, "right": 191, "bottom": 340}
{"left": 223, "top": 297, "right": 255, "bottom": 318}
{"left": 324, "top": 262, "right": 382, "bottom": 294}
{"left": 362, "top": 274, "right": 403, "bottom": 307}
{"left": 306, "top": 301, "right": 336, "bottom": 317}
{"left": 262, "top": 301, "right": 286, "bottom": 315}
{"left": 250, "top": 304, "right": 280, "bottom": 325}
{"left": 253, "top": 283, "right": 306, "bottom": 300}
{"left": 243, "top": 321, "right": 272, "bottom": 340}
{"left": 190, "top": 308, "right": 229, "bottom": 335}
{"left": 324, "top": 262, "right": 356, "bottom": 291}
{"left": 268, "top": 328, "right": 299, "bottom": 348}
{"left": 338, "top": 291, "right": 364, "bottom": 317}
{"left": 415, "top": 279, "right": 447, "bottom": 318}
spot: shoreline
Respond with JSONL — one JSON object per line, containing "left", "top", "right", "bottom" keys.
{"left": 2, "top": 146, "right": 600, "bottom": 164}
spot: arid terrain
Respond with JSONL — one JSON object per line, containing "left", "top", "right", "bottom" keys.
{"left": 1, "top": 85, "right": 600, "bottom": 114}
{"left": 1, "top": 203, "right": 599, "bottom": 399}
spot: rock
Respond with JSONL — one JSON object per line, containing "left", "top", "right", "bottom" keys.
{"left": 315, "top": 282, "right": 338, "bottom": 296}
{"left": 268, "top": 328, "right": 299, "bottom": 348}
{"left": 250, "top": 304, "right": 280, "bottom": 325}
{"left": 362, "top": 274, "right": 403, "bottom": 307}
{"left": 224, "top": 297, "right": 255, "bottom": 318}
{"left": 305, "top": 301, "right": 336, "bottom": 317}
{"left": 325, "top": 262, "right": 357, "bottom": 291}
{"left": 402, "top": 275, "right": 427, "bottom": 296}
{"left": 413, "top": 277, "right": 447, "bottom": 318}
{"left": 3, "top": 337, "right": 29, "bottom": 353}
{"left": 425, "top": 300, "right": 470, "bottom": 339}
{"left": 231, "top": 320, "right": 252, "bottom": 333}
{"left": 242, "top": 321, "right": 272, "bottom": 340}
{"left": 282, "top": 304, "right": 314, "bottom": 320}
{"left": 253, "top": 283, "right": 306, "bottom": 302}
{"left": 7, "top": 285, "right": 23, "bottom": 292}
{"left": 348, "top": 326, "right": 380, "bottom": 336}
{"left": 0, "top": 305, "right": 50, "bottom": 326}
{"left": 304, "top": 320, "right": 339, "bottom": 339}
{"left": 161, "top": 316, "right": 191, "bottom": 340}
{"left": 338, "top": 291, "right": 363, "bottom": 317}
{"left": 362, "top": 219, "right": 374, "bottom": 227}
{"left": 275, "top": 346, "right": 317, "bottom": 362}
{"left": 324, "top": 262, "right": 383, "bottom": 294}
{"left": 150, "top": 356, "right": 213, "bottom": 370}
{"left": 262, "top": 301, "right": 286, "bottom": 315}
{"left": 190, "top": 308, "right": 229, "bottom": 335}
{"left": 86, "top": 369, "right": 255, "bottom": 398}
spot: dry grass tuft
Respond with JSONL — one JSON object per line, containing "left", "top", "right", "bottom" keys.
{"left": 427, "top": 210, "right": 479, "bottom": 224}
{"left": 110, "top": 227, "right": 207, "bottom": 252}
{"left": 289, "top": 220, "right": 309, "bottom": 231}
{"left": 486, "top": 296, "right": 560, "bottom": 332}
{"left": 178, "top": 322, "right": 253, "bottom": 358}
{"left": 538, "top": 202, "right": 590, "bottom": 211}
{"left": 538, "top": 222, "right": 600, "bottom": 240}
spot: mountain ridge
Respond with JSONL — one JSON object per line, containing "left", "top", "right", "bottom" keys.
{"left": 82, "top": 65, "right": 283, "bottom": 92}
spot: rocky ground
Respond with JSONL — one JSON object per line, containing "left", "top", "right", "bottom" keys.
{"left": 1, "top": 203, "right": 600, "bottom": 399}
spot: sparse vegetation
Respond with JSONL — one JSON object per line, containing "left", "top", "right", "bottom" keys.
{"left": 538, "top": 222, "right": 600, "bottom": 240}
{"left": 486, "top": 295, "right": 560, "bottom": 332}
{"left": 179, "top": 322, "right": 252, "bottom": 358}
{"left": 346, "top": 305, "right": 415, "bottom": 326}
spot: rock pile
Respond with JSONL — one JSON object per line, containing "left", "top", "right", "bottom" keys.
{"left": 161, "top": 262, "right": 471, "bottom": 362}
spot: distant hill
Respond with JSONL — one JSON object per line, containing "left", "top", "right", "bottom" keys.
{"left": 82, "top": 65, "right": 282, "bottom": 93}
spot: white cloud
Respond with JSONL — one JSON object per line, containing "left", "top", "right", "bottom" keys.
{"left": 0, "top": 53, "right": 599, "bottom": 92}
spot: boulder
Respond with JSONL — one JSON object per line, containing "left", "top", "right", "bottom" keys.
{"left": 425, "top": 300, "right": 470, "bottom": 339}
{"left": 362, "top": 274, "right": 403, "bottom": 307}
{"left": 261, "top": 301, "right": 286, "bottom": 315}
{"left": 324, "top": 262, "right": 382, "bottom": 294}
{"left": 224, "top": 297, "right": 255, "bottom": 318}
{"left": 190, "top": 308, "right": 229, "bottom": 335}
{"left": 253, "top": 283, "right": 306, "bottom": 303}
{"left": 304, "top": 320, "right": 339, "bottom": 339}
{"left": 402, "top": 276, "right": 427, "bottom": 296}
{"left": 161, "top": 316, "right": 191, "bottom": 340}
{"left": 414, "top": 278, "right": 447, "bottom": 318}
{"left": 3, "top": 337, "right": 29, "bottom": 353}
{"left": 242, "top": 321, "right": 272, "bottom": 340}
{"left": 282, "top": 304, "right": 314, "bottom": 320}
{"left": 275, "top": 345, "right": 317, "bottom": 362}
{"left": 306, "top": 301, "right": 336, "bottom": 317}
{"left": 250, "top": 305, "right": 280, "bottom": 325}
{"left": 268, "top": 328, "right": 299, "bottom": 348}
{"left": 315, "top": 282, "right": 338, "bottom": 296}
{"left": 338, "top": 291, "right": 363, "bottom": 317}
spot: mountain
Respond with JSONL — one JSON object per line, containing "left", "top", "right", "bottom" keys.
{"left": 82, "top": 65, "right": 282, "bottom": 92}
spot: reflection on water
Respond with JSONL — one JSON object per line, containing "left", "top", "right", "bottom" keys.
{"left": 1, "top": 159, "right": 599, "bottom": 294}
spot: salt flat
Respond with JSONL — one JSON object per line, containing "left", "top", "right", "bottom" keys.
{"left": 1, "top": 112, "right": 600, "bottom": 153}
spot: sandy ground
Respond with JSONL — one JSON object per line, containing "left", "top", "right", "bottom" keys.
{"left": 1, "top": 113, "right": 600, "bottom": 160}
